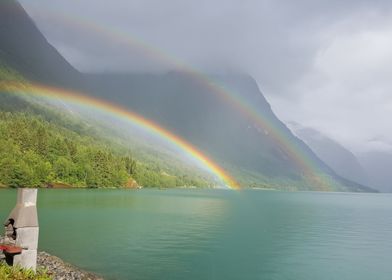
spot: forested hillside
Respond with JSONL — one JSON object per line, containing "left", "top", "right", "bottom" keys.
{"left": 0, "top": 63, "right": 211, "bottom": 188}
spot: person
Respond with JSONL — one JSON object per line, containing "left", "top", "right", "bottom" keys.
{"left": 4, "top": 218, "right": 16, "bottom": 242}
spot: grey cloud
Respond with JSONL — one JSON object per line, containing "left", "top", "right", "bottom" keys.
{"left": 18, "top": 0, "right": 356, "bottom": 80}
{"left": 18, "top": 0, "right": 392, "bottom": 153}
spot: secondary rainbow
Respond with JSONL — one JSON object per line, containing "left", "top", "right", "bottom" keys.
{"left": 0, "top": 82, "right": 239, "bottom": 189}
{"left": 19, "top": 7, "right": 332, "bottom": 189}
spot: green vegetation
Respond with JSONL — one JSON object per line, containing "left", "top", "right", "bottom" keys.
{"left": 0, "top": 263, "right": 51, "bottom": 280}
{"left": 0, "top": 94, "right": 211, "bottom": 188}
{"left": 0, "top": 62, "right": 213, "bottom": 188}
{"left": 0, "top": 110, "right": 131, "bottom": 188}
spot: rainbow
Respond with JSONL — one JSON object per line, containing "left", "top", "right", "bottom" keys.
{"left": 0, "top": 82, "right": 240, "bottom": 189}
{"left": 12, "top": 5, "right": 334, "bottom": 190}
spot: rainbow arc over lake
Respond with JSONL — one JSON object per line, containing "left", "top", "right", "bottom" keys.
{"left": 5, "top": 5, "right": 333, "bottom": 190}
{"left": 30, "top": 14, "right": 329, "bottom": 189}
{"left": 0, "top": 82, "right": 240, "bottom": 189}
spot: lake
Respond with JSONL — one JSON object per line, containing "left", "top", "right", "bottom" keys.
{"left": 0, "top": 189, "right": 391, "bottom": 280}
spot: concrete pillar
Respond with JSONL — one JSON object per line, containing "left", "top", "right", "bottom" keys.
{"left": 6, "top": 188, "right": 39, "bottom": 271}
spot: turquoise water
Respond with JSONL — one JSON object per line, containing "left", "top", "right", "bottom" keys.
{"left": 0, "top": 189, "right": 391, "bottom": 280}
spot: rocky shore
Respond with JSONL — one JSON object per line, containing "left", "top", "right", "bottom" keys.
{"left": 38, "top": 252, "right": 103, "bottom": 280}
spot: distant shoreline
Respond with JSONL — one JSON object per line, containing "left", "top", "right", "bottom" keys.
{"left": 0, "top": 182, "right": 142, "bottom": 190}
{"left": 0, "top": 183, "right": 218, "bottom": 190}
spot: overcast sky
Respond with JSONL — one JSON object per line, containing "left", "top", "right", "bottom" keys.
{"left": 19, "top": 0, "right": 392, "bottom": 155}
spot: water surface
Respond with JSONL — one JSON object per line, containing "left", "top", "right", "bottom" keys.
{"left": 0, "top": 189, "right": 391, "bottom": 280}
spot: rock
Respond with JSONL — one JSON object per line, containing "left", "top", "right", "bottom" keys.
{"left": 37, "top": 251, "right": 103, "bottom": 280}
{"left": 123, "top": 178, "right": 141, "bottom": 189}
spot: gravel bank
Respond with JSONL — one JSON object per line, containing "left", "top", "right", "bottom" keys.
{"left": 38, "top": 252, "right": 103, "bottom": 280}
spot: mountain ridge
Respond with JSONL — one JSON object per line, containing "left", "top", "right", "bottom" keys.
{"left": 0, "top": 0, "right": 81, "bottom": 86}
{"left": 288, "top": 122, "right": 369, "bottom": 186}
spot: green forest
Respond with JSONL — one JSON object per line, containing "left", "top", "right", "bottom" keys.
{"left": 0, "top": 63, "right": 212, "bottom": 188}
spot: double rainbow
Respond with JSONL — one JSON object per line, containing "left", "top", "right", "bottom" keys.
{"left": 5, "top": 4, "right": 334, "bottom": 190}
{"left": 0, "top": 82, "right": 239, "bottom": 189}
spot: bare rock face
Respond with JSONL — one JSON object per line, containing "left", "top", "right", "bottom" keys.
{"left": 37, "top": 252, "right": 103, "bottom": 280}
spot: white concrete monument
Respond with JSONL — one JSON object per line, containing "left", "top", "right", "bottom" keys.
{"left": 5, "top": 188, "right": 39, "bottom": 271}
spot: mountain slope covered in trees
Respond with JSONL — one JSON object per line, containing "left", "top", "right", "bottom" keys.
{"left": 0, "top": 63, "right": 214, "bottom": 188}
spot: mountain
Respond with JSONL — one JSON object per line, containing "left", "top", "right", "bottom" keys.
{"left": 0, "top": 61, "right": 217, "bottom": 188}
{"left": 289, "top": 123, "right": 369, "bottom": 186}
{"left": 358, "top": 152, "right": 392, "bottom": 192}
{"left": 288, "top": 123, "right": 392, "bottom": 193}
{"left": 81, "top": 72, "right": 341, "bottom": 190}
{"left": 0, "top": 0, "right": 81, "bottom": 86}
{"left": 79, "top": 71, "right": 372, "bottom": 191}
{"left": 0, "top": 0, "right": 375, "bottom": 191}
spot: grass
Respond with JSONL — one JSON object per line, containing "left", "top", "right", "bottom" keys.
{"left": 0, "top": 262, "right": 52, "bottom": 280}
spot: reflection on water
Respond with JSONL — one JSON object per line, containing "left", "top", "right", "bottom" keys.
{"left": 0, "top": 189, "right": 391, "bottom": 280}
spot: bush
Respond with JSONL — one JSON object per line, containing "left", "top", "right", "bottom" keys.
{"left": 0, "top": 262, "right": 51, "bottom": 280}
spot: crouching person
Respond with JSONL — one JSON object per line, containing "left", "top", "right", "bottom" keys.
{"left": 4, "top": 218, "right": 17, "bottom": 244}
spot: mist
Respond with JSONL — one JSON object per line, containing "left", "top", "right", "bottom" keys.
{"left": 18, "top": 0, "right": 392, "bottom": 154}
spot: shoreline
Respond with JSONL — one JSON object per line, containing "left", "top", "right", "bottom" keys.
{"left": 38, "top": 251, "right": 103, "bottom": 280}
